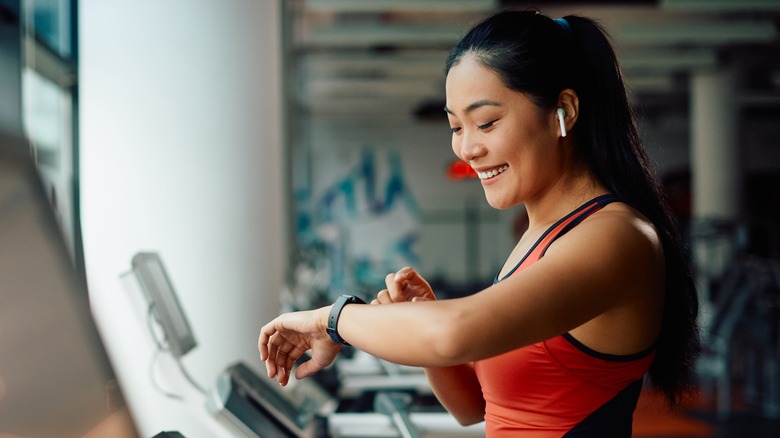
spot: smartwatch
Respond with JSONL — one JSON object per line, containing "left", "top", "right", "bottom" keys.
{"left": 327, "top": 294, "right": 366, "bottom": 346}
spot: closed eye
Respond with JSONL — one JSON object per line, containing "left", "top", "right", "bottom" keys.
{"left": 478, "top": 120, "right": 497, "bottom": 130}
{"left": 450, "top": 126, "right": 462, "bottom": 134}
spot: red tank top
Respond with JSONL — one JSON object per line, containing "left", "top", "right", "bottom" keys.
{"left": 473, "top": 194, "right": 655, "bottom": 437}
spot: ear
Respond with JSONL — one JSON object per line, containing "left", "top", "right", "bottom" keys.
{"left": 556, "top": 89, "right": 579, "bottom": 137}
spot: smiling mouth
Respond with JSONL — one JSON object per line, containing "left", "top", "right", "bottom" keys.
{"left": 477, "top": 165, "right": 508, "bottom": 180}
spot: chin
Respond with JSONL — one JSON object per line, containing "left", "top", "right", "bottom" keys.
{"left": 485, "top": 196, "right": 515, "bottom": 210}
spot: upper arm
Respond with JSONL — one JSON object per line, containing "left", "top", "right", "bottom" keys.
{"left": 444, "top": 209, "right": 664, "bottom": 362}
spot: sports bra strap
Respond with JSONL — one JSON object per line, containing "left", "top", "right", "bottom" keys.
{"left": 495, "top": 194, "right": 623, "bottom": 283}
{"left": 539, "top": 194, "right": 622, "bottom": 258}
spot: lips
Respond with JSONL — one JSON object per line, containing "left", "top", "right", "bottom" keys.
{"left": 476, "top": 164, "right": 509, "bottom": 180}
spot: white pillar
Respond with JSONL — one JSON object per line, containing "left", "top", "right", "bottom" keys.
{"left": 691, "top": 69, "right": 740, "bottom": 220}
{"left": 689, "top": 68, "right": 741, "bottom": 332}
{"left": 80, "top": 1, "right": 285, "bottom": 436}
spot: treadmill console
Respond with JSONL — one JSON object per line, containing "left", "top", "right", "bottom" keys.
{"left": 208, "top": 362, "right": 327, "bottom": 438}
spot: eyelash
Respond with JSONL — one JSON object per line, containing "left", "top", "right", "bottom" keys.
{"left": 449, "top": 119, "right": 497, "bottom": 134}
{"left": 479, "top": 120, "right": 496, "bottom": 130}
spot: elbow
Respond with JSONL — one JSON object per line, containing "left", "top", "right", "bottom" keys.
{"left": 445, "top": 399, "right": 486, "bottom": 427}
{"left": 428, "top": 309, "right": 473, "bottom": 365}
{"left": 454, "top": 413, "right": 485, "bottom": 427}
{"left": 432, "top": 336, "right": 469, "bottom": 365}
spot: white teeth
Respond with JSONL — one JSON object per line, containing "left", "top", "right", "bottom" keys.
{"left": 478, "top": 164, "right": 508, "bottom": 180}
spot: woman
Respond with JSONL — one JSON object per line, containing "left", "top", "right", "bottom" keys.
{"left": 259, "top": 10, "right": 699, "bottom": 437}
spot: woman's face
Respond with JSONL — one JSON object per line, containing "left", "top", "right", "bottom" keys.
{"left": 445, "top": 55, "right": 563, "bottom": 210}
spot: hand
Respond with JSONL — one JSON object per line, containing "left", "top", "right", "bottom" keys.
{"left": 258, "top": 307, "right": 340, "bottom": 386}
{"left": 372, "top": 266, "right": 436, "bottom": 304}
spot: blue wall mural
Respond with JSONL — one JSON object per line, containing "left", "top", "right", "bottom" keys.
{"left": 293, "top": 149, "right": 420, "bottom": 300}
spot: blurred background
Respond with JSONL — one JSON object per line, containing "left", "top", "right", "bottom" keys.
{"left": 1, "top": 0, "right": 780, "bottom": 437}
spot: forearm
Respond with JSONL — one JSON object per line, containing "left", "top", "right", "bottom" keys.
{"left": 335, "top": 299, "right": 467, "bottom": 367}
{"left": 424, "top": 364, "right": 485, "bottom": 426}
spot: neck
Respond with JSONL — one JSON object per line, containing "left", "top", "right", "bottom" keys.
{"left": 524, "top": 167, "right": 608, "bottom": 230}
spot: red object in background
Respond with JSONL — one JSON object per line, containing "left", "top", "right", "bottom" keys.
{"left": 446, "top": 160, "right": 477, "bottom": 180}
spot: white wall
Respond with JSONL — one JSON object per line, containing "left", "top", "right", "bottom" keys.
{"left": 79, "top": 1, "right": 284, "bottom": 436}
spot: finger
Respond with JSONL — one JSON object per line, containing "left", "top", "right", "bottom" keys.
{"left": 275, "top": 348, "right": 294, "bottom": 386}
{"left": 405, "top": 268, "right": 428, "bottom": 288}
{"left": 295, "top": 357, "right": 326, "bottom": 380}
{"left": 402, "top": 268, "right": 436, "bottom": 300}
{"left": 266, "top": 347, "right": 278, "bottom": 379}
{"left": 266, "top": 333, "right": 283, "bottom": 378}
{"left": 386, "top": 272, "right": 406, "bottom": 301}
{"left": 274, "top": 338, "right": 309, "bottom": 386}
{"left": 384, "top": 273, "right": 397, "bottom": 293}
{"left": 258, "top": 333, "right": 268, "bottom": 361}
{"left": 283, "top": 352, "right": 298, "bottom": 380}
{"left": 282, "top": 344, "right": 308, "bottom": 384}
{"left": 394, "top": 266, "right": 413, "bottom": 282}
{"left": 371, "top": 299, "right": 380, "bottom": 305}
{"left": 279, "top": 363, "right": 292, "bottom": 387}
{"left": 258, "top": 323, "right": 276, "bottom": 361}
{"left": 267, "top": 332, "right": 290, "bottom": 379}
{"left": 275, "top": 352, "right": 289, "bottom": 383}
{"left": 398, "top": 267, "right": 422, "bottom": 287}
{"left": 295, "top": 359, "right": 315, "bottom": 380}
{"left": 376, "top": 289, "right": 393, "bottom": 304}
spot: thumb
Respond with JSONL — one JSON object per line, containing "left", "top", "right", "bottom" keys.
{"left": 294, "top": 342, "right": 339, "bottom": 379}
{"left": 295, "top": 358, "right": 324, "bottom": 379}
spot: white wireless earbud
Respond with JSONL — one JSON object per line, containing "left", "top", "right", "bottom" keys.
{"left": 556, "top": 107, "right": 567, "bottom": 138}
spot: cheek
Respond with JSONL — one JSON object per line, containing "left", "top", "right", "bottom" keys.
{"left": 504, "top": 127, "right": 545, "bottom": 161}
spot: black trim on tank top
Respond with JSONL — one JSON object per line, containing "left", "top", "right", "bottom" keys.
{"left": 562, "top": 332, "right": 656, "bottom": 362}
{"left": 495, "top": 194, "right": 622, "bottom": 284}
{"left": 538, "top": 194, "right": 622, "bottom": 258}
{"left": 562, "top": 379, "right": 643, "bottom": 437}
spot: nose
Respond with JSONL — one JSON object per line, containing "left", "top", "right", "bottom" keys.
{"left": 457, "top": 132, "right": 486, "bottom": 163}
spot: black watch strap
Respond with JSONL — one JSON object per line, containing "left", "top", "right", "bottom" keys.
{"left": 327, "top": 294, "right": 366, "bottom": 345}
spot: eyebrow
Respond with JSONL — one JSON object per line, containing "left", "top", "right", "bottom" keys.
{"left": 444, "top": 99, "right": 502, "bottom": 115}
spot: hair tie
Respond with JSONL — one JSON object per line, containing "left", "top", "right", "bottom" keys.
{"left": 554, "top": 17, "right": 571, "bottom": 32}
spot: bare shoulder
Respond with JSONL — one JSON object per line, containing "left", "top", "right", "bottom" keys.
{"left": 539, "top": 201, "right": 665, "bottom": 354}
{"left": 560, "top": 201, "right": 661, "bottom": 257}
{"left": 544, "top": 201, "right": 665, "bottom": 296}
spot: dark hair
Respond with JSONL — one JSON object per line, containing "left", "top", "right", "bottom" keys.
{"left": 446, "top": 10, "right": 700, "bottom": 406}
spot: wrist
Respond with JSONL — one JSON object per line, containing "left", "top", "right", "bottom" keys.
{"left": 326, "top": 294, "right": 366, "bottom": 345}
{"left": 316, "top": 306, "right": 331, "bottom": 338}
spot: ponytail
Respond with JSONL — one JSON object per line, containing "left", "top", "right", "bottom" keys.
{"left": 564, "top": 14, "right": 700, "bottom": 405}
